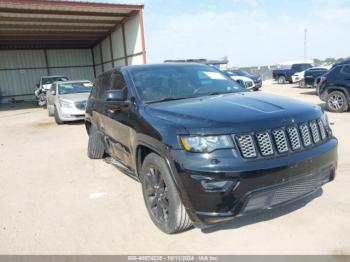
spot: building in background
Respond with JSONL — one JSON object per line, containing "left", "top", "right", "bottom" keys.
{"left": 0, "top": 0, "right": 146, "bottom": 103}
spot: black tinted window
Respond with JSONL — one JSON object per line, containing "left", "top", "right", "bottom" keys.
{"left": 97, "top": 73, "right": 112, "bottom": 98}
{"left": 342, "top": 65, "right": 350, "bottom": 74}
{"left": 111, "top": 72, "right": 128, "bottom": 98}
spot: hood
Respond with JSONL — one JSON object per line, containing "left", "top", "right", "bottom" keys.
{"left": 145, "top": 92, "right": 323, "bottom": 134}
{"left": 230, "top": 76, "right": 253, "bottom": 82}
{"left": 249, "top": 74, "right": 261, "bottom": 82}
{"left": 58, "top": 92, "right": 90, "bottom": 102}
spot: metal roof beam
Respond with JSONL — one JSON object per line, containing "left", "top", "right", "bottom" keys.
{"left": 0, "top": 7, "right": 132, "bottom": 18}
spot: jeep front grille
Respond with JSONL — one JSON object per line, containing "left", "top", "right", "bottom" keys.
{"left": 235, "top": 135, "right": 257, "bottom": 158}
{"left": 272, "top": 129, "right": 289, "bottom": 153}
{"left": 299, "top": 123, "right": 312, "bottom": 147}
{"left": 287, "top": 126, "right": 301, "bottom": 150}
{"left": 256, "top": 132, "right": 274, "bottom": 156}
{"left": 235, "top": 118, "right": 328, "bottom": 159}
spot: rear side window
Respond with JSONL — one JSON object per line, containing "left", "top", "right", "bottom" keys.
{"left": 341, "top": 65, "right": 350, "bottom": 75}
{"left": 97, "top": 73, "right": 112, "bottom": 98}
{"left": 90, "top": 80, "right": 98, "bottom": 98}
{"left": 327, "top": 65, "right": 341, "bottom": 76}
{"left": 111, "top": 72, "right": 128, "bottom": 98}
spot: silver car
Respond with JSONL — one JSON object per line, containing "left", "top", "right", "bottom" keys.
{"left": 47, "top": 80, "right": 93, "bottom": 124}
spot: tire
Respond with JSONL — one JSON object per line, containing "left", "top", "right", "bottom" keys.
{"left": 277, "top": 76, "right": 286, "bottom": 84}
{"left": 48, "top": 107, "right": 54, "bottom": 117}
{"left": 326, "top": 91, "right": 349, "bottom": 113}
{"left": 141, "top": 153, "right": 192, "bottom": 234}
{"left": 298, "top": 80, "right": 305, "bottom": 88}
{"left": 54, "top": 107, "right": 64, "bottom": 125}
{"left": 87, "top": 125, "right": 105, "bottom": 159}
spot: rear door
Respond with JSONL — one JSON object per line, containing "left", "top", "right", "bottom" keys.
{"left": 102, "top": 71, "right": 134, "bottom": 168}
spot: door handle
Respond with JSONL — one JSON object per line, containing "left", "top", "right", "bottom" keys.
{"left": 106, "top": 108, "right": 120, "bottom": 114}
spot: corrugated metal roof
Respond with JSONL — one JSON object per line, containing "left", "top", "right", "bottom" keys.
{"left": 0, "top": 0, "right": 143, "bottom": 50}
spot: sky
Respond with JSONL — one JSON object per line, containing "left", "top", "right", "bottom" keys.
{"left": 82, "top": 0, "right": 349, "bottom": 66}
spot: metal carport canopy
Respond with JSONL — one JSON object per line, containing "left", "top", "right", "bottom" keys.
{"left": 0, "top": 0, "right": 145, "bottom": 50}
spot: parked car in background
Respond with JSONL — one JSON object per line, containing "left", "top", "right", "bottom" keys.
{"left": 85, "top": 63, "right": 337, "bottom": 234}
{"left": 222, "top": 70, "right": 256, "bottom": 91}
{"left": 318, "top": 62, "right": 350, "bottom": 112}
{"left": 231, "top": 69, "right": 262, "bottom": 89}
{"left": 47, "top": 80, "right": 93, "bottom": 124}
{"left": 34, "top": 75, "right": 69, "bottom": 106}
{"left": 304, "top": 67, "right": 329, "bottom": 88}
{"left": 272, "top": 63, "right": 313, "bottom": 84}
{"left": 291, "top": 71, "right": 305, "bottom": 87}
{"left": 292, "top": 67, "right": 329, "bottom": 88}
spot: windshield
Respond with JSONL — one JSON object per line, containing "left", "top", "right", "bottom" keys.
{"left": 129, "top": 65, "right": 245, "bottom": 103}
{"left": 42, "top": 77, "right": 68, "bottom": 85}
{"left": 58, "top": 82, "right": 92, "bottom": 95}
{"left": 233, "top": 69, "right": 251, "bottom": 77}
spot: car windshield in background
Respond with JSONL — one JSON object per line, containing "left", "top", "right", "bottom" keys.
{"left": 233, "top": 69, "right": 251, "bottom": 77}
{"left": 129, "top": 65, "right": 245, "bottom": 103}
{"left": 43, "top": 77, "right": 68, "bottom": 85}
{"left": 58, "top": 82, "right": 92, "bottom": 95}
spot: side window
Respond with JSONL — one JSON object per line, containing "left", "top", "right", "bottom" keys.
{"left": 111, "top": 72, "right": 128, "bottom": 98}
{"left": 97, "top": 73, "right": 112, "bottom": 98}
{"left": 90, "top": 80, "right": 98, "bottom": 98}
{"left": 341, "top": 65, "right": 350, "bottom": 75}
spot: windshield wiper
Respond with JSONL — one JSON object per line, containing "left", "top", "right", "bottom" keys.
{"left": 147, "top": 96, "right": 195, "bottom": 104}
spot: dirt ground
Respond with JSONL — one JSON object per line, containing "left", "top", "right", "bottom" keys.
{"left": 0, "top": 80, "right": 349, "bottom": 255}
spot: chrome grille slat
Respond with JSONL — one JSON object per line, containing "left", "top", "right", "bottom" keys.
{"left": 235, "top": 135, "right": 257, "bottom": 158}
{"left": 310, "top": 121, "right": 320, "bottom": 143}
{"left": 287, "top": 126, "right": 301, "bottom": 150}
{"left": 317, "top": 120, "right": 327, "bottom": 140}
{"left": 272, "top": 129, "right": 289, "bottom": 153}
{"left": 299, "top": 123, "right": 312, "bottom": 147}
{"left": 256, "top": 132, "right": 274, "bottom": 156}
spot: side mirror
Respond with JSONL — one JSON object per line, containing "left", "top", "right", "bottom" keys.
{"left": 51, "top": 90, "right": 56, "bottom": 95}
{"left": 36, "top": 84, "right": 40, "bottom": 88}
{"left": 102, "top": 90, "right": 125, "bottom": 102}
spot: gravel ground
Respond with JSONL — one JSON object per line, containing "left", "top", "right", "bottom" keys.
{"left": 0, "top": 80, "right": 349, "bottom": 255}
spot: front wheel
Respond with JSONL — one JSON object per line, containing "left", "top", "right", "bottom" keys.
{"left": 141, "top": 153, "right": 192, "bottom": 234}
{"left": 54, "top": 107, "right": 63, "bottom": 125}
{"left": 326, "top": 91, "right": 349, "bottom": 113}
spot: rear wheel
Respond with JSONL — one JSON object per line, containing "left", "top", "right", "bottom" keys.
{"left": 298, "top": 80, "right": 305, "bottom": 88}
{"left": 87, "top": 125, "right": 105, "bottom": 159}
{"left": 278, "top": 76, "right": 286, "bottom": 84}
{"left": 54, "top": 107, "right": 63, "bottom": 125}
{"left": 326, "top": 91, "right": 349, "bottom": 113}
{"left": 141, "top": 153, "right": 192, "bottom": 234}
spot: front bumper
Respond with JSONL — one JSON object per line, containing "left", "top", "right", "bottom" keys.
{"left": 169, "top": 138, "right": 337, "bottom": 225}
{"left": 59, "top": 107, "right": 86, "bottom": 121}
{"left": 254, "top": 81, "right": 262, "bottom": 88}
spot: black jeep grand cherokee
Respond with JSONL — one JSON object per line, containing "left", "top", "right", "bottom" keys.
{"left": 85, "top": 63, "right": 337, "bottom": 234}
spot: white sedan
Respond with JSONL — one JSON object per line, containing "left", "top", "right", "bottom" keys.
{"left": 223, "top": 71, "right": 256, "bottom": 90}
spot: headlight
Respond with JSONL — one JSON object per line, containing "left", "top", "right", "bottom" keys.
{"left": 180, "top": 135, "right": 234, "bottom": 153}
{"left": 59, "top": 99, "right": 73, "bottom": 108}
